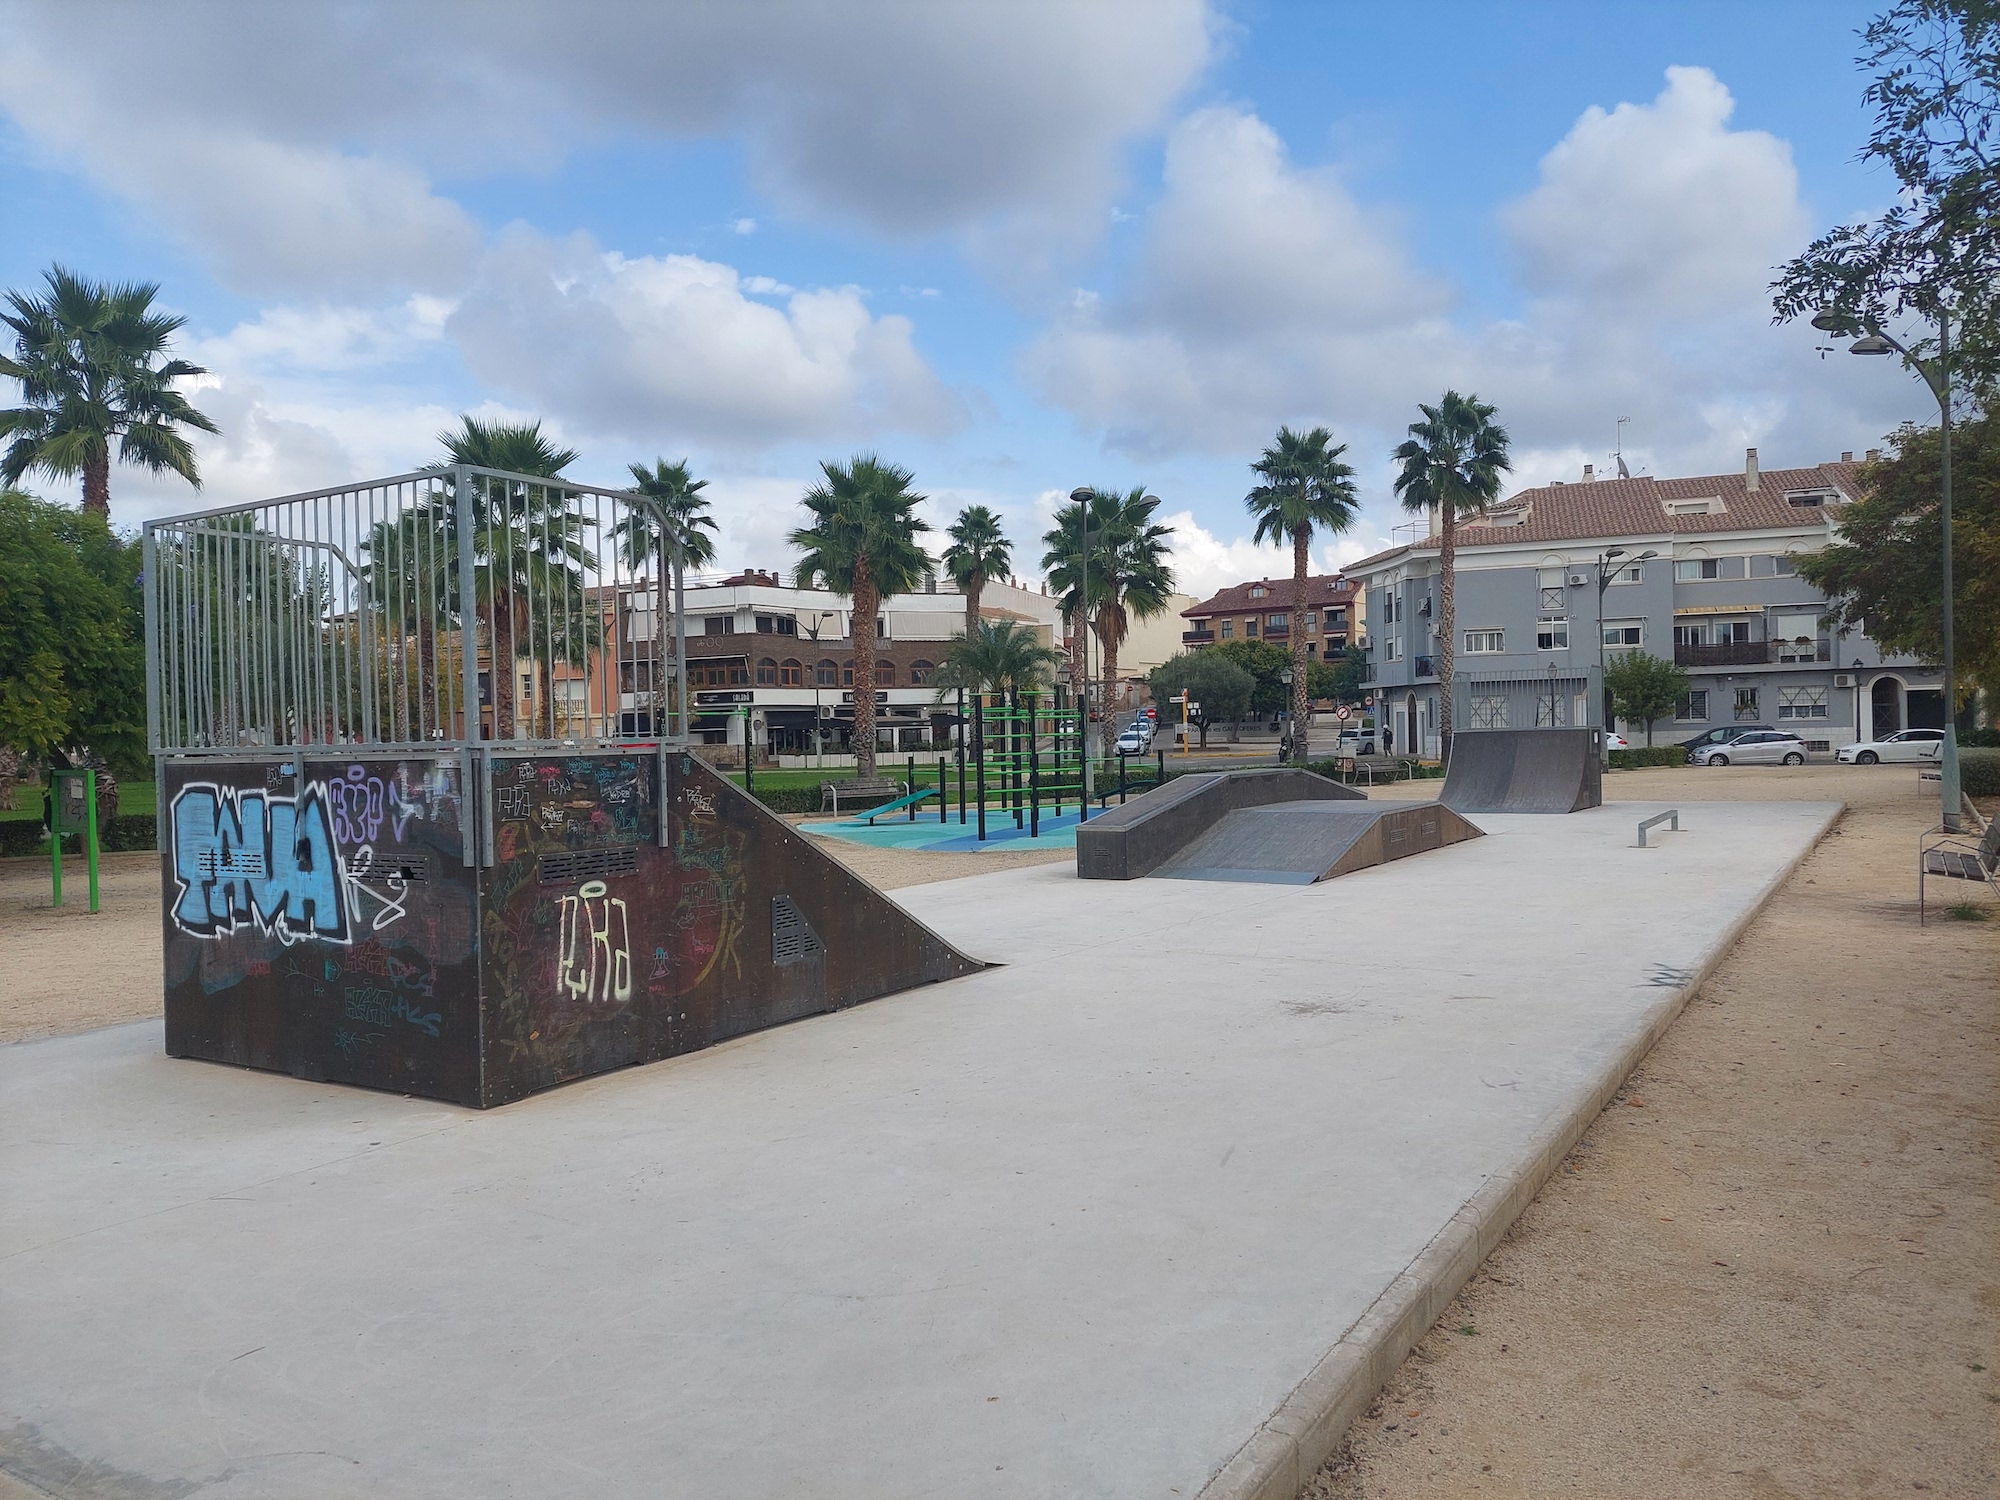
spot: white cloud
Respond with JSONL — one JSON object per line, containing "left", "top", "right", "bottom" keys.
{"left": 732, "top": 218, "right": 758, "bottom": 235}
{"left": 1501, "top": 66, "right": 1808, "bottom": 315}
{"left": 1155, "top": 509, "right": 1400, "bottom": 602}
{"left": 1027, "top": 77, "right": 1909, "bottom": 493}
{"left": 184, "top": 297, "right": 453, "bottom": 377}
{"left": 446, "top": 228, "right": 966, "bottom": 449}
{"left": 0, "top": 0, "right": 1213, "bottom": 295}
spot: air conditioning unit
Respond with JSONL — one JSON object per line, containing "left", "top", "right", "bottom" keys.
{"left": 1567, "top": 572, "right": 1589, "bottom": 587}
{"left": 1833, "top": 673, "right": 1857, "bottom": 689}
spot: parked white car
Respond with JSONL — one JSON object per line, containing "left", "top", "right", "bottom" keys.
{"left": 1604, "top": 732, "right": 1630, "bottom": 751}
{"left": 1694, "top": 730, "right": 1809, "bottom": 766}
{"left": 1836, "top": 728, "right": 1945, "bottom": 765}
{"left": 1114, "top": 724, "right": 1153, "bottom": 755}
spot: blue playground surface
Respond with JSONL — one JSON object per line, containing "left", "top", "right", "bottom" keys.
{"left": 800, "top": 806, "right": 1087, "bottom": 851}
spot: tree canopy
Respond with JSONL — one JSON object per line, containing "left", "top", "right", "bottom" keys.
{"left": 1795, "top": 410, "right": 1999, "bottom": 700}
{"left": 0, "top": 490, "right": 145, "bottom": 773}
{"left": 1603, "top": 650, "right": 1692, "bottom": 746}
{"left": 1210, "top": 637, "right": 1295, "bottom": 718}
{"left": 0, "top": 264, "right": 218, "bottom": 518}
{"left": 934, "top": 619, "right": 1058, "bottom": 698}
{"left": 1148, "top": 650, "right": 1254, "bottom": 747}
{"left": 940, "top": 504, "right": 1012, "bottom": 636}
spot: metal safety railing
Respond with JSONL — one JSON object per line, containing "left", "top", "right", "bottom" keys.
{"left": 144, "top": 465, "right": 691, "bottom": 757}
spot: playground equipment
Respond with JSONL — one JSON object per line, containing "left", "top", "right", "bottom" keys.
{"left": 1439, "top": 728, "right": 1604, "bottom": 814}
{"left": 47, "top": 767, "right": 102, "bottom": 913}
{"left": 143, "top": 466, "right": 982, "bottom": 1107}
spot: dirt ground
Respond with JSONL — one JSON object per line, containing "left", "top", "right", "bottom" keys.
{"left": 4, "top": 766, "right": 1994, "bottom": 1500}
{"left": 1313, "top": 763, "right": 2000, "bottom": 1500}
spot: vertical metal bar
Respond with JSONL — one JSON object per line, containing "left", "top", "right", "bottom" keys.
{"left": 974, "top": 695, "right": 987, "bottom": 842}
{"left": 673, "top": 538, "right": 688, "bottom": 746}
{"left": 456, "top": 466, "right": 480, "bottom": 748}
{"left": 142, "top": 525, "right": 161, "bottom": 754}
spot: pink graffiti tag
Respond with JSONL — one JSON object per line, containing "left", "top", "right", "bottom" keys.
{"left": 328, "top": 765, "right": 386, "bottom": 846}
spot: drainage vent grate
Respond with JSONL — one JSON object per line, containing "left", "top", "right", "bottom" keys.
{"left": 538, "top": 846, "right": 640, "bottom": 885}
{"left": 771, "top": 895, "right": 826, "bottom": 965}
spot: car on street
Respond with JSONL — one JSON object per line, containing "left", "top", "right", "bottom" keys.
{"left": 1678, "top": 724, "right": 1775, "bottom": 754}
{"left": 1836, "top": 728, "right": 1945, "bottom": 764}
{"left": 1604, "top": 732, "right": 1630, "bottom": 751}
{"left": 1114, "top": 724, "right": 1153, "bottom": 755}
{"left": 1693, "top": 730, "right": 1809, "bottom": 766}
{"left": 1333, "top": 727, "right": 1379, "bottom": 756}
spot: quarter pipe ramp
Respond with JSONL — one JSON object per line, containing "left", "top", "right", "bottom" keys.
{"left": 1440, "top": 728, "right": 1603, "bottom": 815}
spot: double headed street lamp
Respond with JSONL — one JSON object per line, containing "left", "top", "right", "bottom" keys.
{"left": 1068, "top": 486, "right": 1096, "bottom": 814}
{"left": 1812, "top": 308, "right": 1961, "bottom": 831}
{"left": 1592, "top": 546, "right": 1657, "bottom": 756}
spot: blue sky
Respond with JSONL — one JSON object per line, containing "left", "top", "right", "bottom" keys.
{"left": 0, "top": 0, "right": 1929, "bottom": 597}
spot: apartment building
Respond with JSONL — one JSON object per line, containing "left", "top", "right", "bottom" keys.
{"left": 547, "top": 568, "right": 1066, "bottom": 754}
{"left": 1179, "top": 574, "right": 1361, "bottom": 656}
{"left": 1345, "top": 449, "right": 1943, "bottom": 759}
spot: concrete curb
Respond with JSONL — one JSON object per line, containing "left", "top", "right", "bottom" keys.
{"left": 1194, "top": 802, "right": 1847, "bottom": 1500}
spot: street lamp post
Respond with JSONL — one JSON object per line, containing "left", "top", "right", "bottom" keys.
{"left": 1279, "top": 666, "right": 1295, "bottom": 760}
{"left": 1813, "top": 308, "right": 1961, "bottom": 831}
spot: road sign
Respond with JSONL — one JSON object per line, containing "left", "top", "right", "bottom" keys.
{"left": 1363, "top": 693, "right": 1375, "bottom": 708}
{"left": 1335, "top": 704, "right": 1351, "bottom": 721}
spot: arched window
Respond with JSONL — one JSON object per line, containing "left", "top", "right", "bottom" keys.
{"left": 817, "top": 659, "right": 838, "bottom": 686}
{"left": 756, "top": 658, "right": 778, "bottom": 685}
{"left": 876, "top": 661, "right": 896, "bottom": 687}
{"left": 779, "top": 658, "right": 802, "bottom": 686}
{"left": 909, "top": 659, "right": 934, "bottom": 686}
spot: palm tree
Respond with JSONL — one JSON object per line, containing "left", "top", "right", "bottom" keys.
{"left": 1391, "top": 391, "right": 1511, "bottom": 764}
{"left": 789, "top": 455, "right": 931, "bottom": 778}
{"left": 1245, "top": 426, "right": 1359, "bottom": 761}
{"left": 1040, "top": 493, "right": 1106, "bottom": 711}
{"left": 614, "top": 459, "right": 718, "bottom": 737}
{"left": 0, "top": 265, "right": 219, "bottom": 518}
{"left": 940, "top": 504, "right": 1012, "bottom": 639}
{"left": 427, "top": 416, "right": 598, "bottom": 740}
{"left": 1048, "top": 490, "right": 1168, "bottom": 720}
{"left": 934, "top": 618, "right": 1059, "bottom": 698}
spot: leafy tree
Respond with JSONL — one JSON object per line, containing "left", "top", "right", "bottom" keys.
{"left": 1772, "top": 0, "right": 2000, "bottom": 392}
{"left": 1245, "top": 425, "right": 1358, "bottom": 758}
{"left": 1392, "top": 391, "right": 1512, "bottom": 761}
{"left": 941, "top": 504, "right": 1012, "bottom": 640}
{"left": 424, "top": 417, "right": 598, "bottom": 740}
{"left": 0, "top": 265, "right": 219, "bottom": 518}
{"left": 1148, "top": 650, "right": 1254, "bottom": 748}
{"left": 1042, "top": 486, "right": 1175, "bottom": 718}
{"left": 615, "top": 458, "right": 718, "bottom": 735}
{"left": 0, "top": 490, "right": 145, "bottom": 776}
{"left": 1212, "top": 637, "right": 1294, "bottom": 721}
{"left": 1306, "top": 643, "right": 1370, "bottom": 707}
{"left": 934, "top": 618, "right": 1059, "bottom": 697}
{"left": 1796, "top": 412, "right": 1999, "bottom": 702}
{"left": 1603, "top": 650, "right": 1691, "bottom": 746}
{"left": 790, "top": 455, "right": 931, "bottom": 777}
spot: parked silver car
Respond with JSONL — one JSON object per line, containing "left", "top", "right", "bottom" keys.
{"left": 1694, "top": 730, "right": 1809, "bottom": 766}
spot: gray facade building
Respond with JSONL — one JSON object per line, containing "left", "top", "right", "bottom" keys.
{"left": 1346, "top": 450, "right": 1945, "bottom": 758}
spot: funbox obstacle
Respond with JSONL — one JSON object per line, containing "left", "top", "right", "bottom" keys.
{"left": 145, "top": 467, "right": 980, "bottom": 1108}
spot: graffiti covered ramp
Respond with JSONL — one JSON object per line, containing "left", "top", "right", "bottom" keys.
{"left": 1150, "top": 799, "right": 1483, "bottom": 885}
{"left": 160, "top": 752, "right": 984, "bottom": 1107}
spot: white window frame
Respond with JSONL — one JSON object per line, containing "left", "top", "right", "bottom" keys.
{"left": 1536, "top": 615, "right": 1570, "bottom": 650}
{"left": 1462, "top": 629, "right": 1504, "bottom": 655}
{"left": 1386, "top": 636, "right": 1403, "bottom": 661}
{"left": 1675, "top": 557, "right": 1721, "bottom": 582}
{"left": 1602, "top": 620, "right": 1644, "bottom": 649}
{"left": 1608, "top": 563, "right": 1644, "bottom": 585}
{"left": 1733, "top": 687, "right": 1761, "bottom": 721}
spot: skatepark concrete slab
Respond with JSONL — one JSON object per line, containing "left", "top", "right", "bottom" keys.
{"left": 1, "top": 801, "right": 1838, "bottom": 1500}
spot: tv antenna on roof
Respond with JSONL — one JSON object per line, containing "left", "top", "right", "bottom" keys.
{"left": 1614, "top": 416, "right": 1631, "bottom": 479}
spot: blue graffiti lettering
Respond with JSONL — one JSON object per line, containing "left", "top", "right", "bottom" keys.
{"left": 171, "top": 782, "right": 350, "bottom": 943}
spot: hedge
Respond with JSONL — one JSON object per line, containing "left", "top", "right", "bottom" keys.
{"left": 1958, "top": 727, "right": 2000, "bottom": 749}
{"left": 1609, "top": 745, "right": 1690, "bottom": 769}
{"left": 1961, "top": 748, "right": 2000, "bottom": 798}
{"left": 0, "top": 813, "right": 158, "bottom": 859}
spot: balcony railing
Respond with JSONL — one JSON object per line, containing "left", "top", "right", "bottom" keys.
{"left": 1182, "top": 629, "right": 1215, "bottom": 645}
{"left": 1264, "top": 624, "right": 1289, "bottom": 640}
{"left": 1675, "top": 640, "right": 1830, "bottom": 668}
{"left": 1415, "top": 654, "right": 1438, "bottom": 679}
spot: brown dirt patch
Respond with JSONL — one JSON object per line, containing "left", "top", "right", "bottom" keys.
{"left": 1310, "top": 762, "right": 2000, "bottom": 1499}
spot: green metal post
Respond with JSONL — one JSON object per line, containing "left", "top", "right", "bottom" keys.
{"left": 85, "top": 768, "right": 99, "bottom": 914}
{"left": 49, "top": 775, "right": 62, "bottom": 909}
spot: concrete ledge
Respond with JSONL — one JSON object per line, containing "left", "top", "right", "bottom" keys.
{"left": 1193, "top": 800, "right": 1846, "bottom": 1500}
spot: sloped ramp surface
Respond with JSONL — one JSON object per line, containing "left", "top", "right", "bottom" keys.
{"left": 1441, "top": 728, "right": 1603, "bottom": 815}
{"left": 1077, "top": 767, "right": 1362, "bottom": 880}
{"left": 1152, "top": 800, "right": 1482, "bottom": 885}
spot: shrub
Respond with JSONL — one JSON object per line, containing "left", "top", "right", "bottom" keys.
{"left": 1959, "top": 748, "right": 2000, "bottom": 798}
{"left": 1958, "top": 727, "right": 2000, "bottom": 749}
{"left": 1609, "top": 746, "right": 1690, "bottom": 769}
{"left": 0, "top": 812, "right": 157, "bottom": 859}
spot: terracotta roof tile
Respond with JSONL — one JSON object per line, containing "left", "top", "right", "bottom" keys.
{"left": 1183, "top": 573, "right": 1357, "bottom": 619}
{"left": 1347, "top": 460, "right": 1864, "bottom": 572}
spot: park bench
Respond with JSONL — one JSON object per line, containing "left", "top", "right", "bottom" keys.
{"left": 1918, "top": 807, "right": 1998, "bottom": 924}
{"left": 819, "top": 777, "right": 906, "bottom": 816}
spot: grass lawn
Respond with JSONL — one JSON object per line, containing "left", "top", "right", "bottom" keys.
{"left": 3, "top": 779, "right": 157, "bottom": 822}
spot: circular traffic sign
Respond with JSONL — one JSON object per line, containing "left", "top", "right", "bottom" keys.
{"left": 1363, "top": 693, "right": 1375, "bottom": 708}
{"left": 1335, "top": 704, "right": 1351, "bottom": 720}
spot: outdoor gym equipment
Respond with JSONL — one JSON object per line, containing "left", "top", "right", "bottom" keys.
{"left": 48, "top": 767, "right": 101, "bottom": 913}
